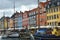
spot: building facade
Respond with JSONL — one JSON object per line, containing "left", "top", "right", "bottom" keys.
{"left": 11, "top": 11, "right": 23, "bottom": 28}
{"left": 0, "top": 16, "right": 10, "bottom": 29}
{"left": 0, "top": 17, "right": 4, "bottom": 29}
{"left": 38, "top": 2, "right": 49, "bottom": 26}
{"left": 46, "top": 0, "right": 60, "bottom": 26}
{"left": 9, "top": 18, "right": 14, "bottom": 28}
{"left": 28, "top": 8, "right": 38, "bottom": 28}
{"left": 22, "top": 11, "right": 29, "bottom": 28}
{"left": 17, "top": 12, "right": 23, "bottom": 28}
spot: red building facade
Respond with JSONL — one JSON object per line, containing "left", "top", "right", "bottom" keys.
{"left": 28, "top": 8, "right": 37, "bottom": 27}
{"left": 22, "top": 11, "right": 29, "bottom": 28}
{"left": 38, "top": 1, "right": 49, "bottom": 26}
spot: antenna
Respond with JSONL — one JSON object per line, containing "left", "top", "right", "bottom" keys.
{"left": 13, "top": 0, "right": 15, "bottom": 13}
{"left": 13, "top": 0, "right": 15, "bottom": 31}
{"left": 3, "top": 12, "right": 5, "bottom": 17}
{"left": 38, "top": 0, "right": 39, "bottom": 7}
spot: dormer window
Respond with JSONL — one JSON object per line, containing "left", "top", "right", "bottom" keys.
{"left": 49, "top": 2, "right": 51, "bottom": 4}
{"left": 48, "top": 5, "right": 49, "bottom": 8}
{"left": 57, "top": 2, "right": 60, "bottom": 6}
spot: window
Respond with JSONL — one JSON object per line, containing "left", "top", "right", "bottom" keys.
{"left": 50, "top": 16, "right": 52, "bottom": 20}
{"left": 46, "top": 10, "right": 48, "bottom": 13}
{"left": 59, "top": 7, "right": 60, "bottom": 11}
{"left": 29, "top": 13, "right": 31, "bottom": 16}
{"left": 56, "top": 7, "right": 58, "bottom": 12}
{"left": 54, "top": 8, "right": 58, "bottom": 12}
{"left": 49, "top": 16, "right": 51, "bottom": 20}
{"left": 47, "top": 16, "right": 48, "bottom": 20}
{"left": 48, "top": 9, "right": 49, "bottom": 13}
{"left": 50, "top": 22, "right": 51, "bottom": 26}
{"left": 40, "top": 9, "right": 42, "bottom": 13}
{"left": 44, "top": 8, "right": 46, "bottom": 12}
{"left": 34, "top": 12, "right": 36, "bottom": 15}
{"left": 54, "top": 8, "right": 55, "bottom": 12}
{"left": 48, "top": 5, "right": 49, "bottom": 8}
{"left": 31, "top": 12, "right": 33, "bottom": 15}
{"left": 40, "top": 19, "right": 42, "bottom": 22}
{"left": 58, "top": 7, "right": 60, "bottom": 11}
{"left": 51, "top": 16, "right": 53, "bottom": 19}
{"left": 50, "top": 9, "right": 52, "bottom": 12}
{"left": 54, "top": 15, "right": 56, "bottom": 19}
{"left": 34, "top": 16, "right": 36, "bottom": 18}
{"left": 48, "top": 23, "right": 49, "bottom": 25}
{"left": 49, "top": 2, "right": 51, "bottom": 4}
{"left": 36, "top": 11, "right": 38, "bottom": 14}
{"left": 47, "top": 16, "right": 51, "bottom": 20}
{"left": 58, "top": 22, "right": 60, "bottom": 26}
{"left": 57, "top": 14, "right": 59, "bottom": 18}
{"left": 41, "top": 14, "right": 45, "bottom": 16}
{"left": 55, "top": 22, "right": 57, "bottom": 26}
{"left": 57, "top": 2, "right": 60, "bottom": 6}
{"left": 49, "top": 9, "right": 50, "bottom": 13}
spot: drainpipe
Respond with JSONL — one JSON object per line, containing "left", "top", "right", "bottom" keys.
{"left": 38, "top": 0, "right": 40, "bottom": 29}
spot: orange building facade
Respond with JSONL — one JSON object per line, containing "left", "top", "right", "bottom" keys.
{"left": 9, "top": 18, "right": 14, "bottom": 28}
{"left": 37, "top": 1, "right": 49, "bottom": 26}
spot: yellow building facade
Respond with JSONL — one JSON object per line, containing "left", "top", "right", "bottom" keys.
{"left": 47, "top": 6, "right": 60, "bottom": 26}
{"left": 4, "top": 19, "right": 8, "bottom": 28}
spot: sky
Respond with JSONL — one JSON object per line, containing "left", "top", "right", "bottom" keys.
{"left": 0, "top": 0, "right": 46, "bottom": 18}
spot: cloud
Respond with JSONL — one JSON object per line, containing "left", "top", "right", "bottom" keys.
{"left": 0, "top": 9, "right": 14, "bottom": 18}
{"left": 0, "top": 0, "right": 46, "bottom": 18}
{"left": 0, "top": 4, "right": 37, "bottom": 18}
{"left": 0, "top": 0, "right": 46, "bottom": 9}
{"left": 0, "top": 0, "right": 37, "bottom": 9}
{"left": 19, "top": 4, "right": 37, "bottom": 12}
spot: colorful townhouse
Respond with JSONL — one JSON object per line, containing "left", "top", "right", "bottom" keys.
{"left": 22, "top": 1, "right": 49, "bottom": 28}
{"left": 46, "top": 0, "right": 60, "bottom": 26}
{"left": 28, "top": 8, "right": 38, "bottom": 28}
{"left": 0, "top": 16, "right": 10, "bottom": 29}
{"left": 5, "top": 17, "right": 10, "bottom": 29}
{"left": 0, "top": 16, "right": 4, "bottom": 29}
{"left": 9, "top": 18, "right": 14, "bottom": 28}
{"left": 38, "top": 1, "right": 49, "bottom": 26}
{"left": 11, "top": 11, "right": 23, "bottom": 28}
{"left": 22, "top": 11, "right": 29, "bottom": 28}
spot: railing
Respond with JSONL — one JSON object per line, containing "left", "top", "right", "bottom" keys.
{"left": 35, "top": 37, "right": 60, "bottom": 40}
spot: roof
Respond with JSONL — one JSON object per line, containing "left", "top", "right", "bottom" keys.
{"left": 11, "top": 11, "right": 23, "bottom": 18}
{"left": 11, "top": 11, "right": 20, "bottom": 18}
{"left": 39, "top": 2, "right": 49, "bottom": 7}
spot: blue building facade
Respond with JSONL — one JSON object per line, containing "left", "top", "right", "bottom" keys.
{"left": 17, "top": 14, "right": 22, "bottom": 28}
{"left": 11, "top": 11, "right": 23, "bottom": 28}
